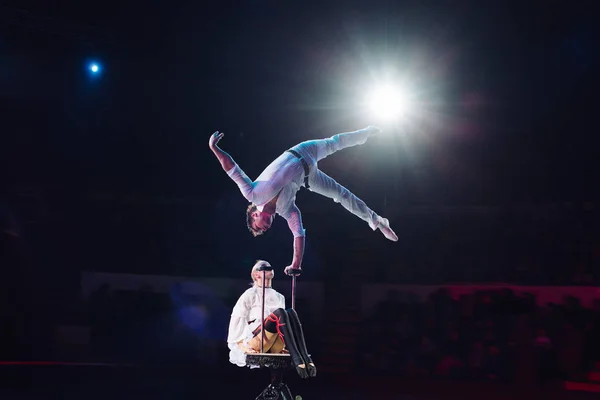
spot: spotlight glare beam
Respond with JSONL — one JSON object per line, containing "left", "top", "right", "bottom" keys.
{"left": 366, "top": 83, "right": 413, "bottom": 122}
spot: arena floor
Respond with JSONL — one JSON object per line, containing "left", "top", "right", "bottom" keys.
{"left": 0, "top": 363, "right": 596, "bottom": 399}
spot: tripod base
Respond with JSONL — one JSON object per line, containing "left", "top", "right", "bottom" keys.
{"left": 255, "top": 382, "right": 294, "bottom": 400}
{"left": 250, "top": 360, "right": 297, "bottom": 400}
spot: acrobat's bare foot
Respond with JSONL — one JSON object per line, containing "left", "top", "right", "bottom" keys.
{"left": 366, "top": 125, "right": 382, "bottom": 137}
{"left": 377, "top": 217, "right": 398, "bottom": 242}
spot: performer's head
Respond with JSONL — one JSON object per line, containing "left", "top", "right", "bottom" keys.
{"left": 246, "top": 203, "right": 274, "bottom": 237}
{"left": 251, "top": 260, "right": 274, "bottom": 287}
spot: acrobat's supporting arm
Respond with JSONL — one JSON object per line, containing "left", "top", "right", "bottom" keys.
{"left": 291, "top": 236, "right": 305, "bottom": 270}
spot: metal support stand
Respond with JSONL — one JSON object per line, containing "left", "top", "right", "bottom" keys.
{"left": 260, "top": 266, "right": 269, "bottom": 354}
{"left": 291, "top": 273, "right": 297, "bottom": 311}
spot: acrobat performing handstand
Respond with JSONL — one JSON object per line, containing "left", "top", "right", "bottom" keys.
{"left": 209, "top": 125, "right": 398, "bottom": 275}
{"left": 227, "top": 260, "right": 316, "bottom": 379}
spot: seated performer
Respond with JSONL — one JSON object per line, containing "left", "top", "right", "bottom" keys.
{"left": 227, "top": 260, "right": 316, "bottom": 379}
{"left": 209, "top": 126, "right": 398, "bottom": 275}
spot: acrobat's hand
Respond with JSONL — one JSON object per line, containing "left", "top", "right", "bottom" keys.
{"left": 209, "top": 131, "right": 224, "bottom": 149}
{"left": 284, "top": 266, "right": 302, "bottom": 276}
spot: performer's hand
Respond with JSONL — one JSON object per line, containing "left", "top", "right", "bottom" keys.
{"left": 209, "top": 131, "right": 224, "bottom": 149}
{"left": 238, "top": 342, "right": 258, "bottom": 354}
{"left": 284, "top": 266, "right": 302, "bottom": 276}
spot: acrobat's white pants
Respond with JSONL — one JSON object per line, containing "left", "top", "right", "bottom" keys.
{"left": 290, "top": 127, "right": 381, "bottom": 231}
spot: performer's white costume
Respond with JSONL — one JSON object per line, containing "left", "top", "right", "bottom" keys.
{"left": 226, "top": 127, "right": 384, "bottom": 238}
{"left": 227, "top": 286, "right": 285, "bottom": 367}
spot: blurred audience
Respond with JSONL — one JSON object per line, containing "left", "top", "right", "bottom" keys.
{"left": 359, "top": 288, "right": 600, "bottom": 384}
{"left": 84, "top": 283, "right": 231, "bottom": 366}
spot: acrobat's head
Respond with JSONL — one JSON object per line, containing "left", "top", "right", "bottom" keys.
{"left": 251, "top": 260, "right": 274, "bottom": 287}
{"left": 246, "top": 203, "right": 275, "bottom": 237}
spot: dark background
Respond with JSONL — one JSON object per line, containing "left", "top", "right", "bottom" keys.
{"left": 2, "top": 1, "right": 600, "bottom": 398}
{"left": 1, "top": 0, "right": 600, "bottom": 391}
{"left": 2, "top": 0, "right": 598, "bottom": 280}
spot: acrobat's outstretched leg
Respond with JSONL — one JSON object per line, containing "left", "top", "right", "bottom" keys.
{"left": 290, "top": 126, "right": 381, "bottom": 164}
{"left": 309, "top": 169, "right": 398, "bottom": 241}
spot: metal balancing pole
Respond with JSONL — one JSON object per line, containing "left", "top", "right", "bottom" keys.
{"left": 260, "top": 269, "right": 266, "bottom": 354}
{"left": 291, "top": 273, "right": 296, "bottom": 310}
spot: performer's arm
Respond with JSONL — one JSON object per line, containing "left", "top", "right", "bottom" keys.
{"left": 209, "top": 131, "right": 255, "bottom": 201}
{"left": 285, "top": 205, "right": 306, "bottom": 270}
{"left": 211, "top": 145, "right": 236, "bottom": 173}
{"left": 291, "top": 236, "right": 305, "bottom": 270}
{"left": 209, "top": 131, "right": 235, "bottom": 172}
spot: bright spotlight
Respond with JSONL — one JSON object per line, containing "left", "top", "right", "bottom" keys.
{"left": 90, "top": 64, "right": 99, "bottom": 73}
{"left": 367, "top": 84, "right": 410, "bottom": 120}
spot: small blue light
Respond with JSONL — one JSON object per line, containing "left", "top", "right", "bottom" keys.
{"left": 87, "top": 61, "right": 102, "bottom": 76}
